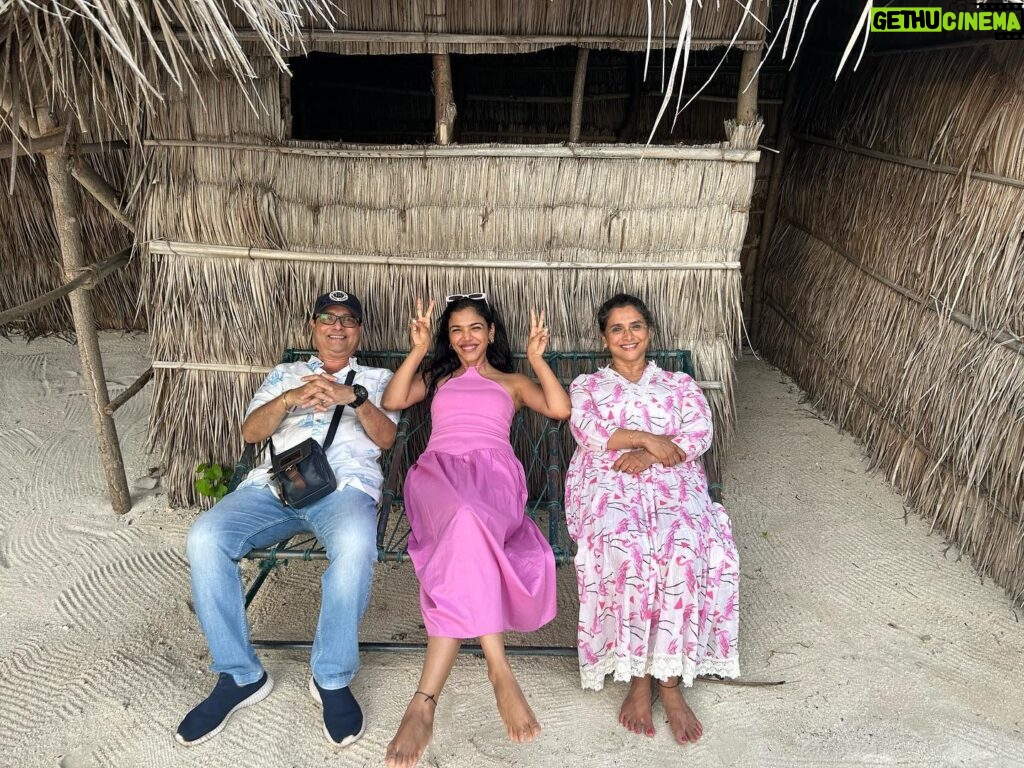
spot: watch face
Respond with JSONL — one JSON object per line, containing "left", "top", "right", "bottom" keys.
{"left": 352, "top": 384, "right": 368, "bottom": 403}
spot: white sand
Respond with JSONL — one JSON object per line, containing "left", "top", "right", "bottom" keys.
{"left": 1, "top": 334, "right": 1022, "bottom": 767}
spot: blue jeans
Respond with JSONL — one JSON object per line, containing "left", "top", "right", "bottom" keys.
{"left": 185, "top": 484, "right": 377, "bottom": 690}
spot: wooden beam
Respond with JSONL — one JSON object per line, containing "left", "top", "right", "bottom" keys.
{"left": 569, "top": 48, "right": 590, "bottom": 143}
{"left": 750, "top": 65, "right": 798, "bottom": 339}
{"left": 37, "top": 110, "right": 131, "bottom": 514}
{"left": 0, "top": 137, "right": 129, "bottom": 161}
{"left": 184, "top": 28, "right": 764, "bottom": 49}
{"left": 149, "top": 240, "right": 744, "bottom": 272}
{"left": 432, "top": 52, "right": 456, "bottom": 145}
{"left": 737, "top": 49, "right": 760, "bottom": 123}
{"left": 104, "top": 367, "right": 154, "bottom": 415}
{"left": 69, "top": 158, "right": 135, "bottom": 232}
{"left": 144, "top": 138, "right": 762, "bottom": 162}
{"left": 0, "top": 247, "right": 132, "bottom": 326}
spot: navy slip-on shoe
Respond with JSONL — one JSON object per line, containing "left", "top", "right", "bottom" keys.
{"left": 309, "top": 677, "right": 365, "bottom": 747}
{"left": 175, "top": 672, "right": 273, "bottom": 746}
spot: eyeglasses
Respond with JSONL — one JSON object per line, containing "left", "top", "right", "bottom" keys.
{"left": 606, "top": 321, "right": 648, "bottom": 336}
{"left": 315, "top": 312, "right": 360, "bottom": 328}
{"left": 445, "top": 292, "right": 488, "bottom": 305}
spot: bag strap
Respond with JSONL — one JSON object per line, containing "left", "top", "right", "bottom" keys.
{"left": 323, "top": 369, "right": 356, "bottom": 449}
{"left": 269, "top": 368, "right": 357, "bottom": 459}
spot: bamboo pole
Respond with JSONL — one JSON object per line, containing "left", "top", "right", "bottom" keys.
{"left": 569, "top": 47, "right": 590, "bottom": 143}
{"left": 0, "top": 138, "right": 129, "bottom": 161}
{"left": 143, "top": 138, "right": 761, "bottom": 163}
{"left": 37, "top": 110, "right": 131, "bottom": 514}
{"left": 69, "top": 157, "right": 135, "bottom": 232}
{"left": 148, "top": 240, "right": 744, "bottom": 270}
{"left": 104, "top": 368, "right": 154, "bottom": 415}
{"left": 750, "top": 64, "right": 799, "bottom": 340}
{"left": 0, "top": 246, "right": 132, "bottom": 326}
{"left": 793, "top": 132, "right": 1024, "bottom": 191}
{"left": 169, "top": 28, "right": 764, "bottom": 49}
{"left": 737, "top": 49, "right": 760, "bottom": 123}
{"left": 432, "top": 53, "right": 456, "bottom": 145}
{"left": 782, "top": 216, "right": 1024, "bottom": 358}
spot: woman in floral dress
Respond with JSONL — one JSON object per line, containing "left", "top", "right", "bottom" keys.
{"left": 564, "top": 293, "right": 739, "bottom": 745}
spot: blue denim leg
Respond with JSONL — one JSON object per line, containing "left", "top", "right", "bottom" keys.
{"left": 185, "top": 485, "right": 305, "bottom": 685}
{"left": 302, "top": 485, "right": 378, "bottom": 690}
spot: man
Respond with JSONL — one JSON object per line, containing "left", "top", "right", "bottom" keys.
{"left": 177, "top": 290, "right": 398, "bottom": 747}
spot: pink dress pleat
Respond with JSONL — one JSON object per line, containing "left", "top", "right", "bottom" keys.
{"left": 404, "top": 367, "right": 557, "bottom": 638}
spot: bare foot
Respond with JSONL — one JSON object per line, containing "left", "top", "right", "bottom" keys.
{"left": 488, "top": 663, "right": 542, "bottom": 742}
{"left": 385, "top": 695, "right": 436, "bottom": 768}
{"left": 658, "top": 680, "right": 703, "bottom": 744}
{"left": 619, "top": 676, "right": 655, "bottom": 736}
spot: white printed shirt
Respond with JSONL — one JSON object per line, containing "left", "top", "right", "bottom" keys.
{"left": 237, "top": 356, "right": 398, "bottom": 503}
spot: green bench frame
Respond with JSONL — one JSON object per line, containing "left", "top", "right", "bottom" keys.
{"left": 239, "top": 349, "right": 700, "bottom": 609}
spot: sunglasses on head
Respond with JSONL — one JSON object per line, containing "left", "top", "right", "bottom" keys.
{"left": 445, "top": 292, "right": 488, "bottom": 305}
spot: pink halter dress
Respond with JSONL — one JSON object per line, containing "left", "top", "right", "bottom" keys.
{"left": 404, "top": 366, "right": 556, "bottom": 638}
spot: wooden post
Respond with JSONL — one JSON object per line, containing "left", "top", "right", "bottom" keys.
{"left": 737, "top": 49, "right": 760, "bottom": 124}
{"left": 432, "top": 53, "right": 456, "bottom": 145}
{"left": 37, "top": 109, "right": 132, "bottom": 514}
{"left": 750, "top": 65, "right": 799, "bottom": 343}
{"left": 569, "top": 48, "right": 591, "bottom": 143}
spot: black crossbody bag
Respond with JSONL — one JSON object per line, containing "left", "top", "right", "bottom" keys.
{"left": 269, "top": 370, "right": 355, "bottom": 509}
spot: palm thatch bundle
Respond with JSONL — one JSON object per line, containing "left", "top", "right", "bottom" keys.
{"left": 0, "top": 142, "right": 140, "bottom": 335}
{"left": 759, "top": 46, "right": 1024, "bottom": 603}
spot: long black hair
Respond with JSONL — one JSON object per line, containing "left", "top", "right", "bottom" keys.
{"left": 423, "top": 297, "right": 514, "bottom": 398}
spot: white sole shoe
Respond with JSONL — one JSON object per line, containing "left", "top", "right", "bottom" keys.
{"left": 175, "top": 674, "right": 274, "bottom": 746}
{"left": 308, "top": 677, "right": 366, "bottom": 747}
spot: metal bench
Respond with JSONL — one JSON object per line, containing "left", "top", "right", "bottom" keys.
{"left": 238, "top": 349, "right": 699, "bottom": 610}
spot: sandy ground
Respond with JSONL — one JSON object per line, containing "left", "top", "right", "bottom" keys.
{"left": 1, "top": 334, "right": 1023, "bottom": 768}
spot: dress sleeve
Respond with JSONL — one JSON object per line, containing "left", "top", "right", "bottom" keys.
{"left": 243, "top": 365, "right": 289, "bottom": 419}
{"left": 670, "top": 373, "right": 714, "bottom": 459}
{"left": 568, "top": 374, "right": 618, "bottom": 452}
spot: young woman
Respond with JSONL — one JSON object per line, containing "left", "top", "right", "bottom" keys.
{"left": 382, "top": 294, "right": 570, "bottom": 768}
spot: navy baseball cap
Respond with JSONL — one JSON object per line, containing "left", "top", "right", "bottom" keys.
{"left": 311, "top": 290, "right": 363, "bottom": 322}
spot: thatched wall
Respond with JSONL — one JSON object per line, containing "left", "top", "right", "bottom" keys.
{"left": 758, "top": 45, "right": 1024, "bottom": 603}
{"left": 0, "top": 143, "right": 142, "bottom": 335}
{"left": 141, "top": 60, "right": 759, "bottom": 505}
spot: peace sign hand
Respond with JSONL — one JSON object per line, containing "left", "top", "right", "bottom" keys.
{"left": 526, "top": 307, "right": 550, "bottom": 360}
{"left": 408, "top": 297, "right": 435, "bottom": 352}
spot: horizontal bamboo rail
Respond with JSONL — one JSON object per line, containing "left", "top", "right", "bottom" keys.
{"left": 150, "top": 359, "right": 724, "bottom": 390}
{"left": 104, "top": 368, "right": 154, "bottom": 414}
{"left": 781, "top": 217, "right": 1024, "bottom": 358}
{"left": 793, "top": 133, "right": 1024, "bottom": 191}
{"left": 164, "top": 28, "right": 764, "bottom": 49}
{"left": 148, "top": 240, "right": 743, "bottom": 271}
{"left": 0, "top": 247, "right": 133, "bottom": 326}
{"left": 143, "top": 138, "right": 761, "bottom": 162}
{"left": 0, "top": 136, "right": 129, "bottom": 161}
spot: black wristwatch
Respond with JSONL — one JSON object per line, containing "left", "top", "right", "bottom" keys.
{"left": 350, "top": 384, "right": 369, "bottom": 408}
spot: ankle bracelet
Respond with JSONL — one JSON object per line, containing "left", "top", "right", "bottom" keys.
{"left": 657, "top": 679, "right": 681, "bottom": 689}
{"left": 415, "top": 690, "right": 438, "bottom": 706}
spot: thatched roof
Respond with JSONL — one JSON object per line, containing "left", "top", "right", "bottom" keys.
{"left": 0, "top": 1, "right": 769, "bottom": 139}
